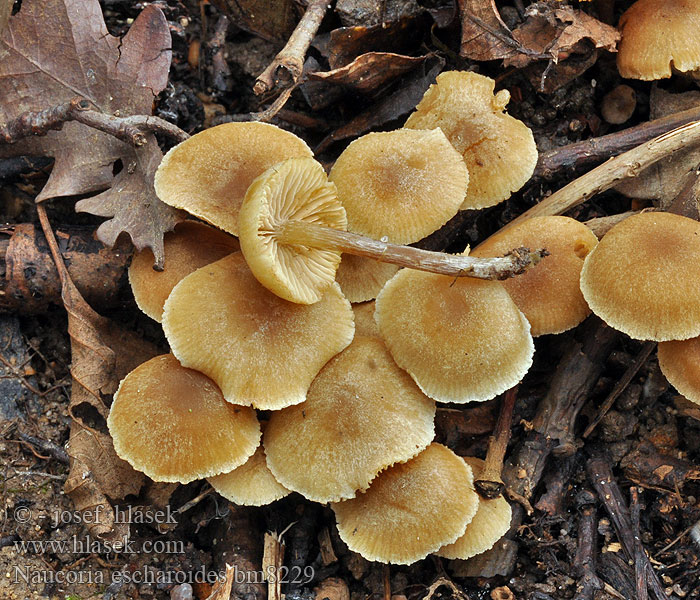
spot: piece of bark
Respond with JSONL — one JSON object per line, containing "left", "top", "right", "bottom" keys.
{"left": 621, "top": 441, "right": 700, "bottom": 490}
{"left": 1, "top": 223, "right": 130, "bottom": 314}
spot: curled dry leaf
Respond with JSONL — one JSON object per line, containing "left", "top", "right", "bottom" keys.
{"left": 458, "top": 0, "right": 516, "bottom": 61}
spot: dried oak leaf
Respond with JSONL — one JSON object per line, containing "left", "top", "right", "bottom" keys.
{"left": 458, "top": 0, "right": 517, "bottom": 61}
{"left": 0, "top": 0, "right": 182, "bottom": 265}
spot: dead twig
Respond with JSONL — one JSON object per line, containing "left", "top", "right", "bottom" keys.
{"left": 17, "top": 432, "right": 70, "bottom": 465}
{"left": 572, "top": 489, "right": 603, "bottom": 600}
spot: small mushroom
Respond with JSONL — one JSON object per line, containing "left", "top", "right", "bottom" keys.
{"left": 263, "top": 336, "right": 436, "bottom": 503}
{"left": 471, "top": 216, "right": 599, "bottom": 336}
{"left": 208, "top": 446, "right": 290, "bottom": 506}
{"left": 658, "top": 336, "right": 700, "bottom": 405}
{"left": 107, "top": 354, "right": 260, "bottom": 484}
{"left": 162, "top": 252, "right": 355, "bottom": 409}
{"left": 404, "top": 71, "right": 537, "bottom": 209}
{"left": 601, "top": 85, "right": 637, "bottom": 125}
{"left": 335, "top": 255, "right": 400, "bottom": 303}
{"left": 128, "top": 221, "right": 239, "bottom": 322}
{"left": 154, "top": 122, "right": 313, "bottom": 236}
{"left": 580, "top": 211, "right": 700, "bottom": 341}
{"left": 332, "top": 443, "right": 480, "bottom": 565}
{"left": 375, "top": 267, "right": 534, "bottom": 403}
{"left": 617, "top": 0, "right": 700, "bottom": 80}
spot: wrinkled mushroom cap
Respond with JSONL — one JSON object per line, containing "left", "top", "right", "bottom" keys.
{"left": 658, "top": 336, "right": 700, "bottom": 405}
{"left": 332, "top": 443, "right": 479, "bottom": 565}
{"left": 435, "top": 457, "right": 512, "bottom": 560}
{"left": 617, "top": 0, "right": 700, "bottom": 80}
{"left": 405, "top": 71, "right": 537, "bottom": 210}
{"left": 264, "top": 336, "right": 436, "bottom": 503}
{"left": 128, "top": 221, "right": 239, "bottom": 322}
{"left": 239, "top": 157, "right": 347, "bottom": 304}
{"left": 208, "top": 446, "right": 289, "bottom": 506}
{"left": 108, "top": 354, "right": 260, "bottom": 484}
{"left": 580, "top": 212, "right": 700, "bottom": 341}
{"left": 328, "top": 129, "right": 468, "bottom": 244}
{"left": 163, "top": 252, "right": 354, "bottom": 409}
{"left": 472, "top": 216, "right": 598, "bottom": 336}
{"left": 375, "top": 268, "right": 534, "bottom": 403}
{"left": 336, "top": 255, "right": 400, "bottom": 303}
{"left": 154, "top": 122, "right": 312, "bottom": 236}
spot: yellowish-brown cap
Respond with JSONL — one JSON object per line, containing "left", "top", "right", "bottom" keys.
{"left": 405, "top": 71, "right": 537, "bottom": 210}
{"left": 435, "top": 457, "right": 512, "bottom": 560}
{"left": 580, "top": 212, "right": 700, "bottom": 341}
{"left": 328, "top": 129, "right": 468, "bottom": 244}
{"left": 162, "top": 252, "right": 354, "bottom": 409}
{"left": 108, "top": 354, "right": 260, "bottom": 484}
{"left": 332, "top": 443, "right": 479, "bottom": 565}
{"left": 154, "top": 122, "right": 313, "bottom": 236}
{"left": 617, "top": 0, "right": 700, "bottom": 80}
{"left": 471, "top": 216, "right": 598, "bottom": 336}
{"left": 264, "top": 336, "right": 436, "bottom": 503}
{"left": 129, "top": 221, "right": 240, "bottom": 322}
{"left": 336, "top": 255, "right": 400, "bottom": 303}
{"left": 208, "top": 446, "right": 289, "bottom": 506}
{"left": 352, "top": 301, "right": 380, "bottom": 338}
{"left": 239, "top": 157, "right": 347, "bottom": 304}
{"left": 658, "top": 336, "right": 700, "bottom": 405}
{"left": 375, "top": 268, "right": 534, "bottom": 403}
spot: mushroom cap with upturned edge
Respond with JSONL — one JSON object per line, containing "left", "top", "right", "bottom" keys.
{"left": 617, "top": 0, "right": 700, "bottom": 81}
{"left": 332, "top": 443, "right": 479, "bottom": 565}
{"left": 471, "top": 216, "right": 598, "bottom": 336}
{"left": 375, "top": 268, "right": 534, "bottom": 403}
{"left": 154, "top": 122, "right": 313, "bottom": 236}
{"left": 580, "top": 211, "right": 700, "bottom": 341}
{"left": 162, "top": 252, "right": 354, "bottom": 410}
{"left": 658, "top": 336, "right": 700, "bottom": 405}
{"left": 335, "top": 254, "right": 400, "bottom": 303}
{"left": 128, "top": 221, "right": 240, "bottom": 322}
{"left": 264, "top": 336, "right": 436, "bottom": 503}
{"left": 404, "top": 71, "right": 537, "bottom": 210}
{"left": 328, "top": 128, "right": 468, "bottom": 244}
{"left": 107, "top": 354, "right": 260, "bottom": 484}
{"left": 238, "top": 157, "right": 347, "bottom": 304}
{"left": 435, "top": 457, "right": 512, "bottom": 560}
{"left": 208, "top": 446, "right": 290, "bottom": 507}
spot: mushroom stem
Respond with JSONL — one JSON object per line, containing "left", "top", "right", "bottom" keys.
{"left": 276, "top": 221, "right": 546, "bottom": 280}
{"left": 475, "top": 386, "right": 518, "bottom": 499}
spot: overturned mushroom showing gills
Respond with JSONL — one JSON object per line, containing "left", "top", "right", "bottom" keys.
{"left": 264, "top": 336, "right": 436, "bottom": 503}
{"left": 658, "top": 336, "right": 700, "bottom": 406}
{"left": 162, "top": 252, "right": 354, "bottom": 409}
{"left": 580, "top": 211, "right": 700, "bottom": 341}
{"left": 208, "top": 446, "right": 290, "bottom": 506}
{"left": 108, "top": 354, "right": 260, "bottom": 484}
{"left": 154, "top": 122, "right": 313, "bottom": 236}
{"left": 375, "top": 268, "right": 534, "bottom": 403}
{"left": 128, "top": 221, "right": 240, "bottom": 322}
{"left": 332, "top": 443, "right": 479, "bottom": 565}
{"left": 239, "top": 157, "right": 545, "bottom": 304}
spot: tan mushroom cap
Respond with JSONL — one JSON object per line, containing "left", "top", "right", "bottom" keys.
{"left": 208, "top": 446, "right": 290, "bottom": 506}
{"left": 617, "top": 0, "right": 700, "bottom": 80}
{"left": 405, "top": 71, "right": 537, "bottom": 210}
{"left": 336, "top": 255, "right": 400, "bottom": 303}
{"left": 580, "top": 212, "right": 700, "bottom": 341}
{"left": 471, "top": 216, "right": 598, "bottom": 336}
{"left": 154, "top": 122, "right": 313, "bottom": 236}
{"left": 658, "top": 336, "right": 700, "bottom": 405}
{"left": 162, "top": 252, "right": 354, "bottom": 409}
{"left": 435, "top": 457, "right": 512, "bottom": 560}
{"left": 352, "top": 301, "right": 380, "bottom": 338}
{"left": 375, "top": 268, "right": 534, "bottom": 403}
{"left": 128, "top": 221, "right": 240, "bottom": 322}
{"left": 264, "top": 336, "right": 436, "bottom": 503}
{"left": 239, "top": 157, "right": 347, "bottom": 304}
{"left": 328, "top": 129, "right": 468, "bottom": 244}
{"left": 332, "top": 443, "right": 479, "bottom": 565}
{"left": 108, "top": 354, "right": 260, "bottom": 484}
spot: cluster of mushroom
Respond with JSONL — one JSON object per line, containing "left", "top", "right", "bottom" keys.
{"left": 107, "top": 70, "right": 605, "bottom": 565}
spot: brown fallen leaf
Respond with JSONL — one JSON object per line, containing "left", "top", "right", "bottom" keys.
{"left": 0, "top": 0, "right": 10, "bottom": 35}
{"left": 210, "top": 0, "right": 297, "bottom": 43}
{"left": 0, "top": 0, "right": 181, "bottom": 265}
{"left": 458, "top": 0, "right": 517, "bottom": 61}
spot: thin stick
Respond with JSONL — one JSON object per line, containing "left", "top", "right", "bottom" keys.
{"left": 509, "top": 120, "right": 700, "bottom": 227}
{"left": 475, "top": 387, "right": 517, "bottom": 499}
{"left": 631, "top": 487, "right": 649, "bottom": 600}
{"left": 276, "top": 221, "right": 546, "bottom": 280}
